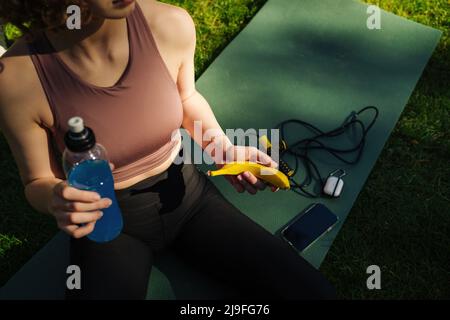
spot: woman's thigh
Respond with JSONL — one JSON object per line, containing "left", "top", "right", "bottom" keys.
{"left": 171, "top": 180, "right": 337, "bottom": 300}
{"left": 65, "top": 160, "right": 206, "bottom": 300}
{"left": 67, "top": 233, "right": 153, "bottom": 300}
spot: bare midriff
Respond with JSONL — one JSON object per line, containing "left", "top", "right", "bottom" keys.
{"left": 113, "top": 136, "right": 182, "bottom": 190}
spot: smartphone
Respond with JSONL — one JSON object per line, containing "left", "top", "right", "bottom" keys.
{"left": 281, "top": 203, "right": 339, "bottom": 253}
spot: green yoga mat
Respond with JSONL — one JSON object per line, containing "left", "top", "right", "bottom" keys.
{"left": 195, "top": 0, "right": 442, "bottom": 267}
{"left": 0, "top": 0, "right": 441, "bottom": 300}
{"left": 150, "top": 0, "right": 441, "bottom": 299}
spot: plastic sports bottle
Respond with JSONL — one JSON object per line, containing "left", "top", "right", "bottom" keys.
{"left": 62, "top": 116, "right": 123, "bottom": 242}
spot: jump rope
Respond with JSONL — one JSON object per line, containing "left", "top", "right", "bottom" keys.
{"left": 264, "top": 106, "right": 379, "bottom": 198}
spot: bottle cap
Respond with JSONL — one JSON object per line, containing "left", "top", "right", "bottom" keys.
{"left": 64, "top": 117, "right": 96, "bottom": 152}
{"left": 68, "top": 117, "right": 84, "bottom": 133}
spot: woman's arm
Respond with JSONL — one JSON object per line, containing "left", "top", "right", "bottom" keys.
{"left": 0, "top": 77, "right": 65, "bottom": 214}
{"left": 171, "top": 10, "right": 227, "bottom": 152}
{"left": 0, "top": 49, "right": 63, "bottom": 213}
{"left": 175, "top": 10, "right": 276, "bottom": 194}
{"left": 0, "top": 46, "right": 110, "bottom": 238}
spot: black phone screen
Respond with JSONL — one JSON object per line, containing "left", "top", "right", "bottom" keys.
{"left": 281, "top": 204, "right": 338, "bottom": 252}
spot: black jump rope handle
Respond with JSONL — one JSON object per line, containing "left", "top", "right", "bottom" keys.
{"left": 268, "top": 106, "right": 379, "bottom": 197}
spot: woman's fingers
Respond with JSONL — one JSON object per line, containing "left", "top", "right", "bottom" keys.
{"left": 57, "top": 198, "right": 112, "bottom": 213}
{"left": 63, "top": 210, "right": 104, "bottom": 225}
{"left": 244, "top": 147, "right": 277, "bottom": 168}
{"left": 109, "top": 162, "right": 115, "bottom": 171}
{"left": 54, "top": 181, "right": 101, "bottom": 202}
{"left": 237, "top": 173, "right": 257, "bottom": 195}
{"left": 225, "top": 175, "right": 245, "bottom": 193}
{"left": 60, "top": 224, "right": 79, "bottom": 237}
{"left": 220, "top": 146, "right": 282, "bottom": 194}
{"left": 57, "top": 211, "right": 101, "bottom": 238}
{"left": 255, "top": 149, "right": 278, "bottom": 168}
{"left": 72, "top": 222, "right": 97, "bottom": 239}
{"left": 252, "top": 149, "right": 282, "bottom": 191}
{"left": 242, "top": 171, "right": 266, "bottom": 191}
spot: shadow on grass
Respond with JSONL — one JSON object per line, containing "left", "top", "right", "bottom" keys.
{"left": 0, "top": 135, "right": 57, "bottom": 287}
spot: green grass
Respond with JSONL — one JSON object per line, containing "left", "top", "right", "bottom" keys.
{"left": 321, "top": 0, "right": 450, "bottom": 299}
{"left": 0, "top": 0, "right": 448, "bottom": 298}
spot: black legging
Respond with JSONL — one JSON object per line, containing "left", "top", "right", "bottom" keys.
{"left": 66, "top": 153, "right": 336, "bottom": 300}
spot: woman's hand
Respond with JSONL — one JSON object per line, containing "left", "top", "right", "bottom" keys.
{"left": 47, "top": 162, "right": 115, "bottom": 239}
{"left": 215, "top": 144, "right": 279, "bottom": 195}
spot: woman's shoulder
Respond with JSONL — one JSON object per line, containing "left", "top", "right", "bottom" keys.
{"left": 138, "top": 0, "right": 193, "bottom": 20}
{"left": 137, "top": 0, "right": 196, "bottom": 49}
{"left": 0, "top": 38, "right": 42, "bottom": 126}
{"left": 0, "top": 38, "right": 36, "bottom": 97}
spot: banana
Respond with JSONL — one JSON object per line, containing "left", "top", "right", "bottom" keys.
{"left": 207, "top": 162, "right": 290, "bottom": 190}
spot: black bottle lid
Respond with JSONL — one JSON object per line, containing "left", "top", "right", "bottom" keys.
{"left": 64, "top": 117, "right": 96, "bottom": 152}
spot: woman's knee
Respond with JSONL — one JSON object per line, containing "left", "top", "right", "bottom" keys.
{"left": 67, "top": 233, "right": 153, "bottom": 300}
{"left": 263, "top": 239, "right": 337, "bottom": 300}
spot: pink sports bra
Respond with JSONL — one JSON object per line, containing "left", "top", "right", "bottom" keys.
{"left": 29, "top": 2, "right": 183, "bottom": 183}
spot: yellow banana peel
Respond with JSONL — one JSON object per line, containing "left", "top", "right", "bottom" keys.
{"left": 207, "top": 161, "right": 290, "bottom": 190}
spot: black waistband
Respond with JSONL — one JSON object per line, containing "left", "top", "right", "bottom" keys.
{"left": 115, "top": 147, "right": 186, "bottom": 195}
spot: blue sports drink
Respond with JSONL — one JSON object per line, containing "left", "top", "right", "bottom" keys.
{"left": 67, "top": 159, "right": 123, "bottom": 242}
{"left": 62, "top": 117, "right": 123, "bottom": 243}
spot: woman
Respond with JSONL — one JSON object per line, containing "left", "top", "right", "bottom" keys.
{"left": 0, "top": 0, "right": 336, "bottom": 299}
